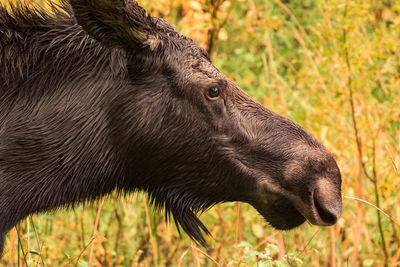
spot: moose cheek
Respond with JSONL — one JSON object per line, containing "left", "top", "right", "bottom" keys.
{"left": 208, "top": 98, "right": 227, "bottom": 117}
{"left": 213, "top": 103, "right": 224, "bottom": 117}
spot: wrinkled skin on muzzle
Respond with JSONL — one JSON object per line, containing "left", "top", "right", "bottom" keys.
{"left": 0, "top": 0, "right": 342, "bottom": 252}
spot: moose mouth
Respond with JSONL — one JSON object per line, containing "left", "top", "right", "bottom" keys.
{"left": 259, "top": 199, "right": 307, "bottom": 230}
{"left": 253, "top": 185, "right": 341, "bottom": 230}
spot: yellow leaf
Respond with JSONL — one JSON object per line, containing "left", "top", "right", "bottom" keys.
{"left": 189, "top": 1, "right": 202, "bottom": 11}
{"left": 251, "top": 224, "right": 264, "bottom": 238}
{"left": 244, "top": 75, "right": 253, "bottom": 84}
{"left": 218, "top": 28, "right": 228, "bottom": 41}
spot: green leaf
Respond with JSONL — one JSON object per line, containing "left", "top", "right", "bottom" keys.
{"left": 363, "top": 259, "right": 374, "bottom": 267}
{"left": 267, "top": 244, "right": 280, "bottom": 255}
{"left": 273, "top": 261, "right": 287, "bottom": 267}
{"left": 28, "top": 250, "right": 40, "bottom": 255}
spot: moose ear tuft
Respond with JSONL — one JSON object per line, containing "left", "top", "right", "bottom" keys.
{"left": 70, "top": 0, "right": 152, "bottom": 49}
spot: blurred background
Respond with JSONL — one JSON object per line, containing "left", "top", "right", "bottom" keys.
{"left": 1, "top": 0, "right": 400, "bottom": 266}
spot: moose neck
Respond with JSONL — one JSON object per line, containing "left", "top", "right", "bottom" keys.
{"left": 0, "top": 7, "right": 145, "bottom": 238}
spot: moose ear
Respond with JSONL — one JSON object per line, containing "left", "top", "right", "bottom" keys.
{"left": 70, "top": 0, "right": 153, "bottom": 49}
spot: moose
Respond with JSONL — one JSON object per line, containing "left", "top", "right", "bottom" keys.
{"left": 0, "top": 0, "right": 342, "bottom": 256}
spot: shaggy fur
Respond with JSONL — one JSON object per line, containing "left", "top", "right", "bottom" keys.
{"left": 0, "top": 0, "right": 342, "bottom": 256}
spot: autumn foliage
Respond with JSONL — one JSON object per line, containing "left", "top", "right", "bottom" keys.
{"left": 1, "top": 0, "right": 399, "bottom": 266}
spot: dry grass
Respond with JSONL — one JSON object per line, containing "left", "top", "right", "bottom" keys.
{"left": 1, "top": 0, "right": 399, "bottom": 266}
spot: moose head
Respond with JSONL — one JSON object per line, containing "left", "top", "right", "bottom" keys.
{"left": 0, "top": 0, "right": 342, "bottom": 252}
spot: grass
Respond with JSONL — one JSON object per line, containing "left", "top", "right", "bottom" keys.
{"left": 1, "top": 0, "right": 400, "bottom": 266}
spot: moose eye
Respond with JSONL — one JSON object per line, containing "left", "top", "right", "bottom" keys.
{"left": 206, "top": 86, "right": 220, "bottom": 100}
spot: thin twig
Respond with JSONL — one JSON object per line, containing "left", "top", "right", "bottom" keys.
{"left": 191, "top": 244, "right": 221, "bottom": 266}
{"left": 296, "top": 230, "right": 319, "bottom": 258}
{"left": 385, "top": 145, "right": 399, "bottom": 176}
{"left": 177, "top": 249, "right": 189, "bottom": 267}
{"left": 343, "top": 196, "right": 400, "bottom": 227}
{"left": 74, "top": 236, "right": 96, "bottom": 266}
{"left": 88, "top": 198, "right": 105, "bottom": 267}
{"left": 191, "top": 241, "right": 201, "bottom": 267}
{"left": 234, "top": 202, "right": 241, "bottom": 260}
{"left": 143, "top": 195, "right": 159, "bottom": 266}
{"left": 15, "top": 224, "right": 28, "bottom": 267}
{"left": 343, "top": 3, "right": 363, "bottom": 264}
{"left": 371, "top": 138, "right": 389, "bottom": 265}
{"left": 27, "top": 218, "right": 30, "bottom": 263}
{"left": 330, "top": 227, "right": 336, "bottom": 267}
{"left": 272, "top": 0, "right": 314, "bottom": 49}
{"left": 113, "top": 206, "right": 123, "bottom": 267}
{"left": 30, "top": 216, "right": 45, "bottom": 267}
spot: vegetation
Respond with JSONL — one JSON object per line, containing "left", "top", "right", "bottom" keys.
{"left": 1, "top": 0, "right": 400, "bottom": 266}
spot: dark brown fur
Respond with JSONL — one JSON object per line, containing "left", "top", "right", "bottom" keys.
{"left": 0, "top": 0, "right": 342, "bottom": 255}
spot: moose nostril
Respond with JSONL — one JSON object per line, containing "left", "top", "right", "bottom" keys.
{"left": 313, "top": 190, "right": 339, "bottom": 225}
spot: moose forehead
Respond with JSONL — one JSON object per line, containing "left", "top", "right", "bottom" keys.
{"left": 147, "top": 22, "right": 222, "bottom": 80}
{"left": 186, "top": 47, "right": 223, "bottom": 80}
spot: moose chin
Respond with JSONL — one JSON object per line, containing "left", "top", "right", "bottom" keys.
{"left": 0, "top": 0, "right": 342, "bottom": 255}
